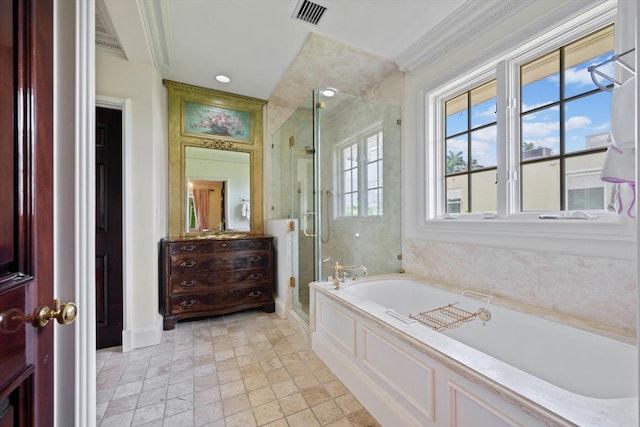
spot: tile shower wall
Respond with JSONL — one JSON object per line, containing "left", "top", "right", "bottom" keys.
{"left": 403, "top": 239, "right": 637, "bottom": 340}
{"left": 318, "top": 97, "right": 402, "bottom": 279}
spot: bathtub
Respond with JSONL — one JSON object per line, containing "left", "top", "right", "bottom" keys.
{"left": 310, "top": 276, "right": 638, "bottom": 427}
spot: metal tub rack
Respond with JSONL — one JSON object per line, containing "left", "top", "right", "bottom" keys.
{"left": 409, "top": 290, "right": 493, "bottom": 331}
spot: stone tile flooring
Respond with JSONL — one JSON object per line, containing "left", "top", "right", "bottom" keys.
{"left": 96, "top": 310, "right": 381, "bottom": 426}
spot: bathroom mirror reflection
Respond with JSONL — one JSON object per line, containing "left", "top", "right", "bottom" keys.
{"left": 185, "top": 147, "right": 251, "bottom": 233}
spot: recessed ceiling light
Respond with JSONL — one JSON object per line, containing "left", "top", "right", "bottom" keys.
{"left": 321, "top": 88, "right": 335, "bottom": 97}
{"left": 216, "top": 74, "right": 231, "bottom": 83}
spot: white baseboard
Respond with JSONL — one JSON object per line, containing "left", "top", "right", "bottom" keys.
{"left": 275, "top": 297, "right": 288, "bottom": 319}
{"left": 121, "top": 313, "right": 164, "bottom": 352}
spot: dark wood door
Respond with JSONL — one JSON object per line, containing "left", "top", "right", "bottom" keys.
{"left": 0, "top": 0, "right": 55, "bottom": 425}
{"left": 96, "top": 107, "right": 124, "bottom": 349}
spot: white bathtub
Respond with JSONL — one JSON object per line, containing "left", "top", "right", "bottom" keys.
{"left": 310, "top": 276, "right": 638, "bottom": 427}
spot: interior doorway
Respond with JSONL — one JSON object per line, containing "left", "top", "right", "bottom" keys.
{"left": 95, "top": 106, "right": 123, "bottom": 349}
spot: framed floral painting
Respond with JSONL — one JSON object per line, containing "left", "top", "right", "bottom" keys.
{"left": 183, "top": 101, "right": 252, "bottom": 142}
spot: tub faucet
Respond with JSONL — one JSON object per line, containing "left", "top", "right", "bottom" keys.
{"left": 333, "top": 262, "right": 367, "bottom": 290}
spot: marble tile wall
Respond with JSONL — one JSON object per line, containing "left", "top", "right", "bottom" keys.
{"left": 403, "top": 239, "right": 637, "bottom": 340}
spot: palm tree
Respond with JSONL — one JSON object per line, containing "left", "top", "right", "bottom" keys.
{"left": 446, "top": 150, "right": 467, "bottom": 174}
{"left": 471, "top": 158, "right": 484, "bottom": 170}
{"left": 522, "top": 141, "right": 535, "bottom": 151}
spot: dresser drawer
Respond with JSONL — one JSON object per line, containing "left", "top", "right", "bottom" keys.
{"left": 167, "top": 239, "right": 271, "bottom": 256}
{"left": 169, "top": 284, "right": 272, "bottom": 315}
{"left": 160, "top": 235, "right": 275, "bottom": 330}
{"left": 169, "top": 268, "right": 269, "bottom": 294}
{"left": 168, "top": 251, "right": 270, "bottom": 274}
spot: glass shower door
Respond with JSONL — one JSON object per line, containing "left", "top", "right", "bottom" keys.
{"left": 289, "top": 92, "right": 317, "bottom": 322}
{"left": 271, "top": 88, "right": 402, "bottom": 324}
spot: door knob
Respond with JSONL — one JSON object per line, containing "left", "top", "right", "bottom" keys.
{"left": 0, "top": 298, "right": 78, "bottom": 333}
{"left": 32, "top": 299, "right": 77, "bottom": 327}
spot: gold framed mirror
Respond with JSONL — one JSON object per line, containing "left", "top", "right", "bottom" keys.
{"left": 164, "top": 80, "right": 266, "bottom": 237}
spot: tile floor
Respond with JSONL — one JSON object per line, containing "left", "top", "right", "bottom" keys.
{"left": 96, "top": 310, "right": 381, "bottom": 427}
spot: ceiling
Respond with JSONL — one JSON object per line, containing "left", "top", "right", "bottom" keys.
{"left": 97, "top": 0, "right": 467, "bottom": 102}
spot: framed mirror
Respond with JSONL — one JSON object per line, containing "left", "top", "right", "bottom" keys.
{"left": 165, "top": 80, "right": 266, "bottom": 237}
{"left": 186, "top": 147, "right": 250, "bottom": 233}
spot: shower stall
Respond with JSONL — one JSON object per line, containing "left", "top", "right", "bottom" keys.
{"left": 271, "top": 89, "right": 402, "bottom": 322}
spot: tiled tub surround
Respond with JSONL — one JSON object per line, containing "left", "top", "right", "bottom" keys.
{"left": 310, "top": 276, "right": 638, "bottom": 427}
{"left": 403, "top": 240, "right": 637, "bottom": 340}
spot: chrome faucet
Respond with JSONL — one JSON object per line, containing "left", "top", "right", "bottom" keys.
{"left": 333, "top": 262, "right": 367, "bottom": 290}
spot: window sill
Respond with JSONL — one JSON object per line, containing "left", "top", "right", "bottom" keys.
{"left": 412, "top": 216, "right": 636, "bottom": 260}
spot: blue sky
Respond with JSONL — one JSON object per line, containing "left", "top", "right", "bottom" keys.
{"left": 446, "top": 51, "right": 614, "bottom": 170}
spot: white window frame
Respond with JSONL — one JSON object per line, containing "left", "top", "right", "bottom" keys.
{"left": 414, "top": 0, "right": 636, "bottom": 260}
{"left": 336, "top": 123, "right": 384, "bottom": 219}
{"left": 365, "top": 129, "right": 384, "bottom": 217}
{"left": 339, "top": 141, "right": 359, "bottom": 217}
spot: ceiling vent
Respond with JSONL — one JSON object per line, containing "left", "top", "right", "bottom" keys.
{"left": 293, "top": 0, "right": 327, "bottom": 25}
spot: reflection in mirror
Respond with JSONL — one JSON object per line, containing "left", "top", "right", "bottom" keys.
{"left": 185, "top": 147, "right": 250, "bottom": 233}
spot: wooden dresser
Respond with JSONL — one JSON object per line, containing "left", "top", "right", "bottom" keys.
{"left": 159, "top": 235, "right": 275, "bottom": 330}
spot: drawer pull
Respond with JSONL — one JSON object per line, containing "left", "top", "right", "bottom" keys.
{"left": 221, "top": 242, "right": 229, "bottom": 248}
{"left": 179, "top": 245, "right": 197, "bottom": 251}
{"left": 248, "top": 242, "right": 263, "bottom": 248}
{"left": 248, "top": 256, "right": 262, "bottom": 262}
{"left": 180, "top": 300, "right": 197, "bottom": 307}
{"left": 180, "top": 280, "right": 196, "bottom": 287}
{"left": 180, "top": 261, "right": 197, "bottom": 268}
{"left": 248, "top": 273, "right": 263, "bottom": 280}
{"left": 248, "top": 291, "right": 262, "bottom": 298}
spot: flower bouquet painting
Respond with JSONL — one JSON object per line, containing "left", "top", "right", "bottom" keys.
{"left": 184, "top": 101, "right": 251, "bottom": 142}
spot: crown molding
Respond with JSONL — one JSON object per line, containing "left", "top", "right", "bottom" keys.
{"left": 163, "top": 80, "right": 267, "bottom": 105}
{"left": 95, "top": 0, "right": 127, "bottom": 59}
{"left": 137, "top": 0, "right": 174, "bottom": 68}
{"left": 395, "top": 0, "right": 608, "bottom": 75}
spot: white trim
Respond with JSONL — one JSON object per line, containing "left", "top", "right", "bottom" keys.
{"left": 75, "top": 0, "right": 96, "bottom": 426}
{"left": 122, "top": 315, "right": 164, "bottom": 351}
{"left": 136, "top": 0, "right": 174, "bottom": 68}
{"left": 396, "top": 0, "right": 610, "bottom": 75}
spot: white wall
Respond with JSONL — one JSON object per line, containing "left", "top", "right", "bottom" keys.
{"left": 96, "top": 50, "right": 167, "bottom": 348}
{"left": 401, "top": 0, "right": 637, "bottom": 340}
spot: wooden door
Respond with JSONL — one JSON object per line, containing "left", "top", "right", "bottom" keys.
{"left": 95, "top": 107, "right": 124, "bottom": 349}
{"left": 0, "top": 0, "right": 56, "bottom": 425}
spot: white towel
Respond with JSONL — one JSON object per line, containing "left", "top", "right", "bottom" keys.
{"left": 241, "top": 202, "right": 250, "bottom": 220}
{"left": 601, "top": 76, "right": 636, "bottom": 217}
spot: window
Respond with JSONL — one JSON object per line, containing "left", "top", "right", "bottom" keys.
{"left": 411, "top": 1, "right": 634, "bottom": 259}
{"left": 520, "top": 26, "right": 615, "bottom": 212}
{"left": 338, "top": 127, "right": 384, "bottom": 218}
{"left": 434, "top": 24, "right": 618, "bottom": 218}
{"left": 445, "top": 80, "right": 497, "bottom": 213}
{"left": 366, "top": 131, "right": 383, "bottom": 216}
{"left": 341, "top": 142, "right": 359, "bottom": 216}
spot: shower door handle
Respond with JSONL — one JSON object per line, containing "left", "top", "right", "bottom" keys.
{"left": 302, "top": 211, "right": 317, "bottom": 237}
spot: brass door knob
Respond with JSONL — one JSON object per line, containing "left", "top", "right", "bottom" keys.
{"left": 0, "top": 298, "right": 78, "bottom": 333}
{"left": 32, "top": 299, "right": 78, "bottom": 327}
{"left": 55, "top": 300, "right": 78, "bottom": 324}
